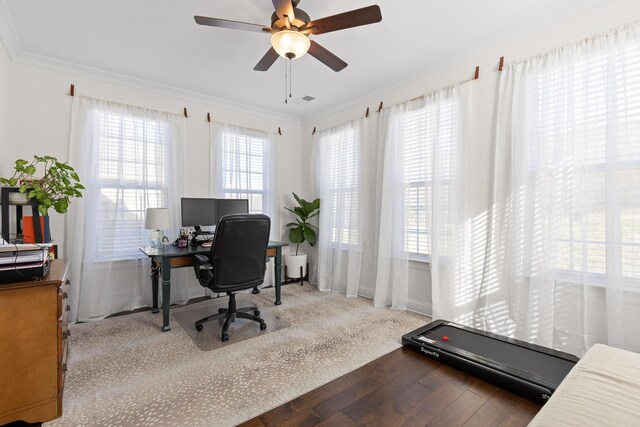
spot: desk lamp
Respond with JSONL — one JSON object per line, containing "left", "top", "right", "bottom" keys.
{"left": 145, "top": 208, "right": 171, "bottom": 248}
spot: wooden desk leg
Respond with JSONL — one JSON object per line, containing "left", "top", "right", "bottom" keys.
{"left": 151, "top": 258, "right": 160, "bottom": 314}
{"left": 274, "top": 247, "right": 282, "bottom": 305}
{"left": 161, "top": 256, "right": 171, "bottom": 331}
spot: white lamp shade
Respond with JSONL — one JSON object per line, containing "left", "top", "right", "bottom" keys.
{"left": 271, "top": 30, "right": 310, "bottom": 59}
{"left": 145, "top": 208, "right": 171, "bottom": 230}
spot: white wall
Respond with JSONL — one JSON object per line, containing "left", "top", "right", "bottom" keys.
{"left": 0, "top": 40, "right": 10, "bottom": 172}
{"left": 300, "top": 0, "right": 640, "bottom": 315}
{"left": 0, "top": 57, "right": 302, "bottom": 300}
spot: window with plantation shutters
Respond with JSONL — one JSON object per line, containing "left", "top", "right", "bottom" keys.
{"left": 529, "top": 43, "right": 640, "bottom": 282}
{"left": 324, "top": 126, "right": 360, "bottom": 246}
{"left": 95, "top": 111, "right": 169, "bottom": 260}
{"left": 220, "top": 131, "right": 268, "bottom": 214}
{"left": 402, "top": 100, "right": 456, "bottom": 256}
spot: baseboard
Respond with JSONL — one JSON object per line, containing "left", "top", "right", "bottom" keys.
{"left": 406, "top": 298, "right": 432, "bottom": 316}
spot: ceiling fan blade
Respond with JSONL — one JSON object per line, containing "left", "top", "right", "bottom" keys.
{"left": 194, "top": 16, "right": 271, "bottom": 33}
{"left": 254, "top": 47, "right": 280, "bottom": 71}
{"left": 305, "top": 5, "right": 382, "bottom": 35}
{"left": 272, "top": 0, "right": 296, "bottom": 21}
{"left": 308, "top": 41, "right": 347, "bottom": 72}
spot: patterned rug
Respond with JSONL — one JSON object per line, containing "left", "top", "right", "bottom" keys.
{"left": 45, "top": 284, "right": 428, "bottom": 427}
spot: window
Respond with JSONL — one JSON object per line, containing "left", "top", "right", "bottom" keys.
{"left": 401, "top": 100, "right": 457, "bottom": 256}
{"left": 529, "top": 44, "right": 640, "bottom": 281}
{"left": 322, "top": 126, "right": 360, "bottom": 246}
{"left": 95, "top": 111, "right": 169, "bottom": 260}
{"left": 219, "top": 130, "right": 269, "bottom": 214}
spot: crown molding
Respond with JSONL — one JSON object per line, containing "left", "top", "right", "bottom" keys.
{"left": 13, "top": 51, "right": 301, "bottom": 124}
{"left": 0, "top": 1, "right": 300, "bottom": 125}
{"left": 0, "top": 0, "right": 22, "bottom": 58}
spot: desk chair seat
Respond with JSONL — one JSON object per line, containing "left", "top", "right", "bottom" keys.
{"left": 192, "top": 214, "right": 270, "bottom": 342}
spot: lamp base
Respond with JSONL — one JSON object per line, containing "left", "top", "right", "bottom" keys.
{"left": 149, "top": 229, "right": 167, "bottom": 248}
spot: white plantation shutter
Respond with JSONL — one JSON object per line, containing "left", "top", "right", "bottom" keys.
{"left": 529, "top": 45, "right": 640, "bottom": 281}
{"left": 220, "top": 131, "right": 267, "bottom": 213}
{"left": 401, "top": 100, "right": 457, "bottom": 256}
{"left": 211, "top": 124, "right": 277, "bottom": 236}
{"left": 95, "top": 111, "right": 169, "bottom": 260}
{"left": 325, "top": 126, "right": 360, "bottom": 246}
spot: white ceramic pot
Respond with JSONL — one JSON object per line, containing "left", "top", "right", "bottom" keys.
{"left": 8, "top": 192, "right": 29, "bottom": 205}
{"left": 286, "top": 253, "right": 307, "bottom": 279}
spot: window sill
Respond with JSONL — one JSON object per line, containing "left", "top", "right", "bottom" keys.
{"left": 409, "top": 254, "right": 431, "bottom": 264}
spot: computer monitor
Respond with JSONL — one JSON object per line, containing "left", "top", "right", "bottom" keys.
{"left": 215, "top": 198, "right": 249, "bottom": 221}
{"left": 181, "top": 198, "right": 217, "bottom": 233}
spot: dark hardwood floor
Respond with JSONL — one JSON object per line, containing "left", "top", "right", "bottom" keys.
{"left": 240, "top": 347, "right": 542, "bottom": 427}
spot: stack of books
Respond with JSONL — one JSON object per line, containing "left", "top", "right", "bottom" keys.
{"left": 0, "top": 243, "right": 51, "bottom": 284}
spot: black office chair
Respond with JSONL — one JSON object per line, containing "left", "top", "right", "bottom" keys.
{"left": 192, "top": 214, "right": 271, "bottom": 341}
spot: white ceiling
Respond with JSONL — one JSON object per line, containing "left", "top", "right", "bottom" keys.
{"left": 1, "top": 0, "right": 610, "bottom": 119}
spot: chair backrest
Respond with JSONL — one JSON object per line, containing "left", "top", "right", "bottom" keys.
{"left": 208, "top": 214, "right": 271, "bottom": 292}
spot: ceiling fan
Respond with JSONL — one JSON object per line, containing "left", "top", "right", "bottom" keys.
{"left": 194, "top": 0, "right": 382, "bottom": 72}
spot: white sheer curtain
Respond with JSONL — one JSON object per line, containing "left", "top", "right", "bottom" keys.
{"left": 380, "top": 84, "right": 472, "bottom": 311}
{"left": 486, "top": 22, "right": 640, "bottom": 355}
{"left": 210, "top": 123, "right": 277, "bottom": 237}
{"left": 314, "top": 118, "right": 375, "bottom": 296}
{"left": 65, "top": 96, "right": 188, "bottom": 322}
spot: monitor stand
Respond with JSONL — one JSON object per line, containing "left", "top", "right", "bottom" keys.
{"left": 191, "top": 226, "right": 214, "bottom": 246}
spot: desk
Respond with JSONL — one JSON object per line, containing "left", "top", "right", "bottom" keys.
{"left": 140, "top": 241, "right": 287, "bottom": 331}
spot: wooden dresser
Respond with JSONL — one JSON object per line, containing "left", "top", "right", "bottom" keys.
{"left": 0, "top": 260, "right": 70, "bottom": 424}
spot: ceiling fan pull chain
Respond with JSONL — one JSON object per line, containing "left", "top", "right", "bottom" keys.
{"left": 289, "top": 58, "right": 293, "bottom": 99}
{"left": 284, "top": 58, "right": 288, "bottom": 104}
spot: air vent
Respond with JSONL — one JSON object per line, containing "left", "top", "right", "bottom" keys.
{"left": 293, "top": 95, "right": 315, "bottom": 105}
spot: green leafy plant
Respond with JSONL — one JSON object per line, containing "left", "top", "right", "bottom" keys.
{"left": 285, "top": 193, "right": 320, "bottom": 255}
{"left": 0, "top": 155, "right": 85, "bottom": 216}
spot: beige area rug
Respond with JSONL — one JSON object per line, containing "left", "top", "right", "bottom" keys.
{"left": 46, "top": 284, "right": 429, "bottom": 427}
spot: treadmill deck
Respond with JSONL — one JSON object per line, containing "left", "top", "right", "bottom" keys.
{"left": 403, "top": 320, "right": 579, "bottom": 402}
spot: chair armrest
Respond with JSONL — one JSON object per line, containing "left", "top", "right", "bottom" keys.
{"left": 193, "top": 254, "right": 213, "bottom": 286}
{"left": 194, "top": 254, "right": 211, "bottom": 266}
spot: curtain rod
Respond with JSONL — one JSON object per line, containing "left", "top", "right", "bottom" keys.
{"left": 68, "top": 84, "right": 187, "bottom": 118}
{"left": 507, "top": 17, "right": 640, "bottom": 67}
{"left": 312, "top": 65, "right": 479, "bottom": 136}
{"left": 206, "top": 114, "right": 282, "bottom": 136}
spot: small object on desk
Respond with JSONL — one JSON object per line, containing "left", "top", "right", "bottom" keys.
{"left": 201, "top": 241, "right": 212, "bottom": 248}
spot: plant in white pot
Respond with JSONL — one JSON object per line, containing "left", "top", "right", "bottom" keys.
{"left": 0, "top": 155, "right": 84, "bottom": 242}
{"left": 284, "top": 193, "right": 320, "bottom": 279}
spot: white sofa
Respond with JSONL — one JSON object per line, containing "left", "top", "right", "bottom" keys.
{"left": 529, "top": 343, "right": 640, "bottom": 426}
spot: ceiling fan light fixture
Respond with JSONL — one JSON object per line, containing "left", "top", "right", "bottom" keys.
{"left": 271, "top": 30, "right": 310, "bottom": 59}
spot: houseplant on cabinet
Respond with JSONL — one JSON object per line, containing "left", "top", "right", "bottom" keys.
{"left": 0, "top": 155, "right": 84, "bottom": 242}
{"left": 284, "top": 193, "right": 320, "bottom": 279}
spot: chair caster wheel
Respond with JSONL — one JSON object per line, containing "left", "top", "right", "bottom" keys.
{"left": 222, "top": 333, "right": 229, "bottom": 342}
{"left": 195, "top": 324, "right": 204, "bottom": 331}
{"left": 254, "top": 310, "right": 260, "bottom": 316}
{"left": 260, "top": 322, "right": 267, "bottom": 330}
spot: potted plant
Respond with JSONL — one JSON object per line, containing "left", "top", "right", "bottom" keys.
{"left": 0, "top": 155, "right": 84, "bottom": 242}
{"left": 284, "top": 193, "right": 320, "bottom": 279}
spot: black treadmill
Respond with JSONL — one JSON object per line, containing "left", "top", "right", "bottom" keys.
{"left": 402, "top": 320, "right": 579, "bottom": 402}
